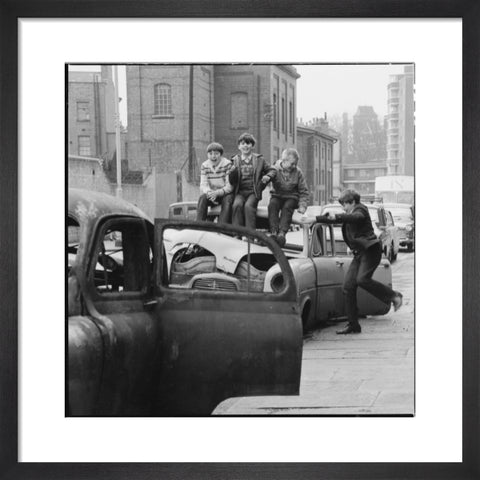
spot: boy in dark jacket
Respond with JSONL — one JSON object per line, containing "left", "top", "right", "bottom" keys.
{"left": 229, "top": 133, "right": 275, "bottom": 231}
{"left": 268, "top": 148, "right": 309, "bottom": 247}
{"left": 306, "top": 189, "right": 403, "bottom": 334}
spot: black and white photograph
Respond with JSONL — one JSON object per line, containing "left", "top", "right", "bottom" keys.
{"left": 67, "top": 63, "right": 415, "bottom": 417}
{"left": 8, "top": 14, "right": 471, "bottom": 476}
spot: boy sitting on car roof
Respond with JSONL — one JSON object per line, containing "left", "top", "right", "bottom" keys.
{"left": 197, "top": 142, "right": 234, "bottom": 224}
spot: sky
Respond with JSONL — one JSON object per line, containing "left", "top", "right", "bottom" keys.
{"left": 69, "top": 63, "right": 410, "bottom": 128}
{"left": 295, "top": 64, "right": 408, "bottom": 122}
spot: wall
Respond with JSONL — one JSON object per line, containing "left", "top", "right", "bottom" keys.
{"left": 214, "top": 65, "right": 298, "bottom": 163}
{"left": 68, "top": 156, "right": 157, "bottom": 219}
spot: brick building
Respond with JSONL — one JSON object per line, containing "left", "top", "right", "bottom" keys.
{"left": 214, "top": 65, "right": 300, "bottom": 162}
{"left": 68, "top": 66, "right": 121, "bottom": 160}
{"left": 296, "top": 121, "right": 337, "bottom": 205}
{"left": 123, "top": 65, "right": 300, "bottom": 212}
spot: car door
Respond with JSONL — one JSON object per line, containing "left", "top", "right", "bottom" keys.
{"left": 153, "top": 220, "right": 303, "bottom": 416}
{"left": 317, "top": 223, "right": 393, "bottom": 318}
{"left": 68, "top": 214, "right": 160, "bottom": 416}
{"left": 309, "top": 223, "right": 346, "bottom": 320}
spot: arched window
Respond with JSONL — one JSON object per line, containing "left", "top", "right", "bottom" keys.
{"left": 154, "top": 83, "right": 172, "bottom": 116}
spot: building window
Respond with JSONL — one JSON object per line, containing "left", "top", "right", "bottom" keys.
{"left": 154, "top": 83, "right": 172, "bottom": 116}
{"left": 273, "top": 93, "right": 278, "bottom": 131}
{"left": 289, "top": 101, "right": 293, "bottom": 135}
{"left": 77, "top": 102, "right": 90, "bottom": 121}
{"left": 78, "top": 136, "right": 91, "bottom": 156}
{"left": 231, "top": 92, "right": 248, "bottom": 129}
{"left": 281, "top": 97, "right": 286, "bottom": 133}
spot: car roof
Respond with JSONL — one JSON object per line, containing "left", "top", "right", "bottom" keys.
{"left": 383, "top": 203, "right": 413, "bottom": 208}
{"left": 68, "top": 188, "right": 151, "bottom": 223}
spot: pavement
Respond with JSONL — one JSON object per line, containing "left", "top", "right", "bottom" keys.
{"left": 213, "top": 251, "right": 414, "bottom": 416}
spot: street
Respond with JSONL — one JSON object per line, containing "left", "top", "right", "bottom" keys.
{"left": 214, "top": 250, "right": 414, "bottom": 415}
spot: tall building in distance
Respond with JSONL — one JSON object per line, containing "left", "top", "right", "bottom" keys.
{"left": 352, "top": 106, "right": 386, "bottom": 164}
{"left": 386, "top": 65, "right": 414, "bottom": 175}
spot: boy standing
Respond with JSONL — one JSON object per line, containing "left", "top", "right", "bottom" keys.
{"left": 229, "top": 133, "right": 275, "bottom": 231}
{"left": 197, "top": 142, "right": 233, "bottom": 223}
{"left": 268, "top": 148, "right": 309, "bottom": 247}
{"left": 305, "top": 189, "right": 403, "bottom": 334}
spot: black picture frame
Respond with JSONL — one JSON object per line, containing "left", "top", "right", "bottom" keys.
{"left": 1, "top": 1, "right": 478, "bottom": 479}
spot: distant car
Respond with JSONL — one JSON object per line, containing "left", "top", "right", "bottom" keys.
{"left": 169, "top": 201, "right": 199, "bottom": 220}
{"left": 383, "top": 203, "right": 415, "bottom": 252}
{"left": 368, "top": 204, "right": 400, "bottom": 263}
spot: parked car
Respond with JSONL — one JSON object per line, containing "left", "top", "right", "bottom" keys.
{"left": 68, "top": 189, "right": 302, "bottom": 417}
{"left": 367, "top": 204, "right": 400, "bottom": 263}
{"left": 168, "top": 201, "right": 199, "bottom": 220}
{"left": 383, "top": 203, "right": 415, "bottom": 252}
{"left": 164, "top": 205, "right": 393, "bottom": 334}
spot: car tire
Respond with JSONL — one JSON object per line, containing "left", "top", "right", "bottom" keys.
{"left": 301, "top": 301, "right": 311, "bottom": 333}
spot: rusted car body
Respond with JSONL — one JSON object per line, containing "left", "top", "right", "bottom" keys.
{"left": 165, "top": 208, "right": 393, "bottom": 332}
{"left": 68, "top": 189, "right": 303, "bottom": 416}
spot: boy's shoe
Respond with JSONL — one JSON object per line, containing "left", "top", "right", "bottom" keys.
{"left": 276, "top": 233, "right": 286, "bottom": 248}
{"left": 336, "top": 322, "right": 361, "bottom": 334}
{"left": 392, "top": 292, "right": 403, "bottom": 312}
{"left": 267, "top": 232, "right": 277, "bottom": 242}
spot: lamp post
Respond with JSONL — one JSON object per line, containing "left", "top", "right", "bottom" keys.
{"left": 114, "top": 65, "right": 122, "bottom": 197}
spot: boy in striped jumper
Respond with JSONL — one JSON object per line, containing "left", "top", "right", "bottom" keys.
{"left": 196, "top": 142, "right": 233, "bottom": 223}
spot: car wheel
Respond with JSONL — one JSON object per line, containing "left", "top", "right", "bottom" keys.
{"left": 301, "top": 301, "right": 311, "bottom": 333}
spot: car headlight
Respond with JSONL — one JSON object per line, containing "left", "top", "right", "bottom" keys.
{"left": 405, "top": 224, "right": 413, "bottom": 232}
{"left": 270, "top": 273, "right": 285, "bottom": 293}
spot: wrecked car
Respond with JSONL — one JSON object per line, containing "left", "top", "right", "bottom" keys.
{"left": 67, "top": 188, "right": 303, "bottom": 416}
{"left": 167, "top": 210, "right": 393, "bottom": 332}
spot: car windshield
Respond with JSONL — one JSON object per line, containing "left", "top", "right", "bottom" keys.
{"left": 389, "top": 207, "right": 413, "bottom": 222}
